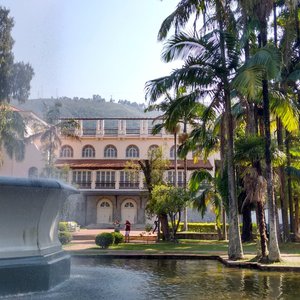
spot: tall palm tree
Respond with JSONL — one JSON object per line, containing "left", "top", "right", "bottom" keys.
{"left": 146, "top": 23, "right": 244, "bottom": 259}
{"left": 30, "top": 102, "right": 79, "bottom": 178}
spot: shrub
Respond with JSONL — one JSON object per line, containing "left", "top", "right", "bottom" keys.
{"left": 58, "top": 231, "right": 72, "bottom": 245}
{"left": 95, "top": 232, "right": 114, "bottom": 249}
{"left": 145, "top": 223, "right": 153, "bottom": 232}
{"left": 177, "top": 222, "right": 258, "bottom": 234}
{"left": 112, "top": 232, "right": 124, "bottom": 245}
{"left": 59, "top": 222, "right": 68, "bottom": 232}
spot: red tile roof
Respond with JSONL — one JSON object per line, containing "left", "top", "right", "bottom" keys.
{"left": 55, "top": 159, "right": 213, "bottom": 170}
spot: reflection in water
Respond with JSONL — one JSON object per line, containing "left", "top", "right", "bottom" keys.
{"left": 2, "top": 258, "right": 300, "bottom": 300}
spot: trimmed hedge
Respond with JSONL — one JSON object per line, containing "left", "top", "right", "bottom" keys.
{"left": 95, "top": 233, "right": 114, "bottom": 249}
{"left": 177, "top": 222, "right": 258, "bottom": 233}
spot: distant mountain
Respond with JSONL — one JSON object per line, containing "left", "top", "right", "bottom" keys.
{"left": 11, "top": 97, "right": 159, "bottom": 119}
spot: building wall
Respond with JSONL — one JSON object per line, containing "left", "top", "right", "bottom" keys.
{"left": 0, "top": 142, "right": 44, "bottom": 178}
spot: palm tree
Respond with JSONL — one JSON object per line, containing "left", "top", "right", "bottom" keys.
{"left": 30, "top": 102, "right": 79, "bottom": 178}
{"left": 189, "top": 168, "right": 223, "bottom": 239}
{"left": 146, "top": 24, "right": 244, "bottom": 259}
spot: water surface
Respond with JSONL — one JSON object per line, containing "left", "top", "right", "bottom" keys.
{"left": 3, "top": 258, "right": 300, "bottom": 299}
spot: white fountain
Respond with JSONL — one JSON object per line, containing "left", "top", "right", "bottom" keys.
{"left": 0, "top": 176, "right": 78, "bottom": 296}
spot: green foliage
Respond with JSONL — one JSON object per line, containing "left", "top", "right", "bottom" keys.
{"left": 112, "top": 232, "right": 124, "bottom": 245}
{"left": 145, "top": 223, "right": 153, "bottom": 232}
{"left": 95, "top": 232, "right": 114, "bottom": 249}
{"left": 177, "top": 222, "right": 257, "bottom": 234}
{"left": 0, "top": 7, "right": 34, "bottom": 103}
{"left": 58, "top": 222, "right": 68, "bottom": 232}
{"left": 58, "top": 231, "right": 72, "bottom": 245}
{"left": 0, "top": 105, "right": 26, "bottom": 163}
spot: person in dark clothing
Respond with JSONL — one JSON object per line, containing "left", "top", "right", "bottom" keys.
{"left": 125, "top": 220, "right": 131, "bottom": 243}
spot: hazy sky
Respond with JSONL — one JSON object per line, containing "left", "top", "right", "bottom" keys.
{"left": 1, "top": 0, "right": 180, "bottom": 103}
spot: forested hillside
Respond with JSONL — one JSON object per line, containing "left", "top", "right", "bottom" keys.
{"left": 11, "top": 97, "right": 157, "bottom": 119}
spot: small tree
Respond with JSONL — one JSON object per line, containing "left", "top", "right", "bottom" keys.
{"left": 126, "top": 147, "right": 170, "bottom": 240}
{"left": 151, "top": 185, "right": 190, "bottom": 240}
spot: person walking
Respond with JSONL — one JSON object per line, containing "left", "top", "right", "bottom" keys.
{"left": 125, "top": 220, "right": 131, "bottom": 243}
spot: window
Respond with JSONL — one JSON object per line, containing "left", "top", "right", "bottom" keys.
{"left": 120, "top": 171, "right": 139, "bottom": 189}
{"left": 28, "top": 167, "right": 38, "bottom": 179}
{"left": 72, "top": 170, "right": 92, "bottom": 188}
{"left": 148, "top": 145, "right": 159, "bottom": 153}
{"left": 104, "top": 145, "right": 117, "bottom": 158}
{"left": 124, "top": 202, "right": 134, "bottom": 208}
{"left": 60, "top": 145, "right": 73, "bottom": 158}
{"left": 82, "top": 145, "right": 95, "bottom": 158}
{"left": 126, "top": 145, "right": 139, "bottom": 158}
{"left": 96, "top": 171, "right": 116, "bottom": 189}
{"left": 100, "top": 201, "right": 111, "bottom": 207}
{"left": 167, "top": 171, "right": 184, "bottom": 187}
{"left": 170, "top": 145, "right": 176, "bottom": 158}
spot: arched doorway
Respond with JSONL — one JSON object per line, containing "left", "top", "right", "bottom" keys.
{"left": 121, "top": 200, "right": 137, "bottom": 224}
{"left": 97, "top": 199, "right": 113, "bottom": 223}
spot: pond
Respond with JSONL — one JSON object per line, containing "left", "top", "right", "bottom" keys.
{"left": 3, "top": 258, "right": 300, "bottom": 299}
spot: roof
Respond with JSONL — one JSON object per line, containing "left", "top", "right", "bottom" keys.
{"left": 55, "top": 159, "right": 213, "bottom": 170}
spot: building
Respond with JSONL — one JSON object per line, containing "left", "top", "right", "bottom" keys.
{"left": 55, "top": 117, "right": 215, "bottom": 228}
{"left": 0, "top": 106, "right": 46, "bottom": 179}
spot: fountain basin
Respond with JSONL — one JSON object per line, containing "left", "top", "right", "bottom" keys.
{"left": 0, "top": 176, "right": 78, "bottom": 296}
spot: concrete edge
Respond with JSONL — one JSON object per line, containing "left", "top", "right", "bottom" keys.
{"left": 69, "top": 252, "right": 300, "bottom": 272}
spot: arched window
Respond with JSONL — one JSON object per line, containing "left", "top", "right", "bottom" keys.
{"left": 60, "top": 145, "right": 73, "bottom": 158}
{"left": 124, "top": 201, "right": 134, "bottom": 208}
{"left": 82, "top": 145, "right": 95, "bottom": 158}
{"left": 28, "top": 167, "right": 38, "bottom": 179}
{"left": 104, "top": 145, "right": 117, "bottom": 158}
{"left": 148, "top": 145, "right": 159, "bottom": 154}
{"left": 126, "top": 145, "right": 139, "bottom": 158}
{"left": 170, "top": 145, "right": 176, "bottom": 158}
{"left": 100, "top": 201, "right": 111, "bottom": 207}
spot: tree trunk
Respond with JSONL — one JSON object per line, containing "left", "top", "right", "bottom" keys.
{"left": 160, "top": 213, "right": 170, "bottom": 241}
{"left": 285, "top": 131, "right": 294, "bottom": 232}
{"left": 241, "top": 205, "right": 253, "bottom": 242}
{"left": 216, "top": 7, "right": 243, "bottom": 259}
{"left": 262, "top": 77, "right": 281, "bottom": 262}
{"left": 260, "top": 16, "right": 281, "bottom": 260}
{"left": 183, "top": 121, "right": 188, "bottom": 231}
{"left": 295, "top": 196, "right": 299, "bottom": 239}
{"left": 256, "top": 201, "right": 268, "bottom": 259}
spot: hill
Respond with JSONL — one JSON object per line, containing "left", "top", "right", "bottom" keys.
{"left": 11, "top": 97, "right": 158, "bottom": 119}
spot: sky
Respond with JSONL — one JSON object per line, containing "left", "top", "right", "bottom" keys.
{"left": 1, "top": 0, "right": 181, "bottom": 104}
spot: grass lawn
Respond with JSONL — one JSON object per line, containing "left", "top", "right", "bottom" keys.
{"left": 82, "top": 240, "right": 257, "bottom": 254}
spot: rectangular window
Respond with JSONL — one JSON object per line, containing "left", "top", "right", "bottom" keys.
{"left": 95, "top": 171, "right": 116, "bottom": 189}
{"left": 120, "top": 171, "right": 139, "bottom": 189}
{"left": 72, "top": 170, "right": 92, "bottom": 189}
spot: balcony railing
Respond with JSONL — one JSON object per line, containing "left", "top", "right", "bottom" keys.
{"left": 95, "top": 182, "right": 116, "bottom": 189}
{"left": 126, "top": 128, "right": 140, "bottom": 135}
{"left": 82, "top": 128, "right": 97, "bottom": 136}
{"left": 119, "top": 181, "right": 139, "bottom": 189}
{"left": 73, "top": 181, "right": 92, "bottom": 189}
{"left": 104, "top": 128, "right": 118, "bottom": 136}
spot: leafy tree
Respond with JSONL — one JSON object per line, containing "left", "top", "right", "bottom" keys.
{"left": 0, "top": 7, "right": 34, "bottom": 103}
{"left": 151, "top": 184, "right": 190, "bottom": 240}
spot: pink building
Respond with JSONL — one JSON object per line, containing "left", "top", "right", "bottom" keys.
{"left": 55, "top": 117, "right": 213, "bottom": 228}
